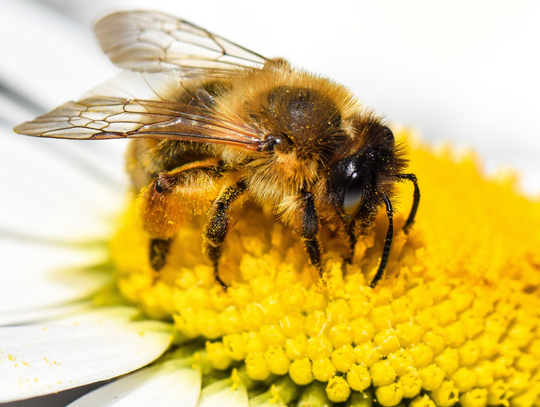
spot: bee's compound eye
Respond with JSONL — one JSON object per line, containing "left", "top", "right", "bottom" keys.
{"left": 342, "top": 172, "right": 365, "bottom": 216}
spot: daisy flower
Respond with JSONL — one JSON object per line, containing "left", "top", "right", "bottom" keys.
{"left": 2, "top": 3, "right": 540, "bottom": 407}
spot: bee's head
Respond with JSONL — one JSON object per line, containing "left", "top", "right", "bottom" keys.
{"left": 327, "top": 119, "right": 407, "bottom": 224}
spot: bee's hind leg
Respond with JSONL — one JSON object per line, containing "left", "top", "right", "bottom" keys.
{"left": 203, "top": 181, "right": 246, "bottom": 290}
{"left": 137, "top": 158, "right": 223, "bottom": 274}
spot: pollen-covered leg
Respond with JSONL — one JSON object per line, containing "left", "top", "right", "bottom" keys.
{"left": 203, "top": 181, "right": 246, "bottom": 289}
{"left": 136, "top": 159, "right": 223, "bottom": 271}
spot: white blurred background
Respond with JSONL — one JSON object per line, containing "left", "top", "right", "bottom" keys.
{"left": 0, "top": 1, "right": 539, "bottom": 406}
{"left": 1, "top": 0, "right": 539, "bottom": 193}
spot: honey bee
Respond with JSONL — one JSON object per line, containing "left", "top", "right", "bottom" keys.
{"left": 14, "top": 10, "right": 419, "bottom": 289}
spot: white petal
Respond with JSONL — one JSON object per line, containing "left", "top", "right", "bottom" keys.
{"left": 0, "top": 235, "right": 111, "bottom": 316}
{"left": 196, "top": 378, "right": 248, "bottom": 407}
{"left": 0, "top": 302, "right": 92, "bottom": 327}
{"left": 0, "top": 87, "right": 39, "bottom": 128}
{"left": 67, "top": 358, "right": 201, "bottom": 407}
{"left": 1, "top": 128, "right": 127, "bottom": 242}
{"left": 0, "top": 307, "right": 172, "bottom": 402}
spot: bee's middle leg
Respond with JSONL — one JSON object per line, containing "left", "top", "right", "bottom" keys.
{"left": 299, "top": 192, "right": 323, "bottom": 275}
{"left": 203, "top": 181, "right": 246, "bottom": 289}
{"left": 149, "top": 238, "right": 173, "bottom": 271}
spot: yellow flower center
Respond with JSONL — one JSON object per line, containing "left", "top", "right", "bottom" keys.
{"left": 109, "top": 130, "right": 540, "bottom": 407}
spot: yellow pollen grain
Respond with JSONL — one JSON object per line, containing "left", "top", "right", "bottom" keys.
{"left": 241, "top": 303, "right": 265, "bottom": 331}
{"left": 280, "top": 284, "right": 305, "bottom": 312}
{"left": 354, "top": 341, "right": 381, "bottom": 367}
{"left": 430, "top": 381, "right": 460, "bottom": 407}
{"left": 260, "top": 324, "right": 287, "bottom": 347}
{"left": 331, "top": 345, "right": 355, "bottom": 373}
{"left": 219, "top": 307, "right": 243, "bottom": 335}
{"left": 346, "top": 364, "right": 371, "bottom": 392}
{"left": 370, "top": 305, "right": 395, "bottom": 331}
{"left": 410, "top": 394, "right": 437, "bottom": 407}
{"left": 289, "top": 358, "right": 313, "bottom": 385}
{"left": 419, "top": 364, "right": 445, "bottom": 391}
{"left": 434, "top": 348, "right": 460, "bottom": 376}
{"left": 458, "top": 340, "right": 480, "bottom": 367}
{"left": 197, "top": 311, "right": 221, "bottom": 339}
{"left": 305, "top": 310, "right": 327, "bottom": 338}
{"left": 376, "top": 380, "right": 404, "bottom": 406}
{"left": 325, "top": 375, "right": 351, "bottom": 403}
{"left": 279, "top": 312, "right": 306, "bottom": 338}
{"left": 451, "top": 367, "right": 478, "bottom": 392}
{"left": 245, "top": 351, "right": 270, "bottom": 381}
{"left": 475, "top": 362, "right": 495, "bottom": 388}
{"left": 311, "top": 357, "right": 336, "bottom": 382}
{"left": 395, "top": 321, "right": 424, "bottom": 347}
{"left": 487, "top": 380, "right": 509, "bottom": 406}
{"left": 328, "top": 321, "right": 353, "bottom": 348}
{"left": 459, "top": 388, "right": 488, "bottom": 407}
{"left": 370, "top": 360, "right": 396, "bottom": 387}
{"left": 285, "top": 333, "right": 308, "bottom": 360}
{"left": 110, "top": 130, "right": 540, "bottom": 406}
{"left": 408, "top": 343, "right": 434, "bottom": 368}
{"left": 306, "top": 335, "right": 333, "bottom": 360}
{"left": 423, "top": 331, "right": 446, "bottom": 356}
{"left": 373, "top": 329, "right": 401, "bottom": 356}
{"left": 206, "top": 341, "right": 232, "bottom": 370}
{"left": 350, "top": 317, "right": 376, "bottom": 344}
{"left": 399, "top": 372, "right": 422, "bottom": 398}
{"left": 223, "top": 334, "right": 247, "bottom": 360}
{"left": 245, "top": 332, "right": 266, "bottom": 353}
{"left": 264, "top": 347, "right": 290, "bottom": 375}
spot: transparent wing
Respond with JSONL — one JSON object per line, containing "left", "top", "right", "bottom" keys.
{"left": 14, "top": 97, "right": 263, "bottom": 150}
{"left": 94, "top": 10, "right": 267, "bottom": 75}
{"left": 83, "top": 70, "right": 185, "bottom": 101}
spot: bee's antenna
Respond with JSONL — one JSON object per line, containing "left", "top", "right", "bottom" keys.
{"left": 397, "top": 174, "right": 420, "bottom": 233}
{"left": 370, "top": 195, "right": 393, "bottom": 288}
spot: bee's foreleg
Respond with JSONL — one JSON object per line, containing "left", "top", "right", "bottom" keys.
{"left": 370, "top": 195, "right": 394, "bottom": 288}
{"left": 299, "top": 192, "right": 323, "bottom": 275}
{"left": 397, "top": 173, "right": 420, "bottom": 233}
{"left": 203, "top": 181, "right": 246, "bottom": 290}
{"left": 341, "top": 219, "right": 357, "bottom": 264}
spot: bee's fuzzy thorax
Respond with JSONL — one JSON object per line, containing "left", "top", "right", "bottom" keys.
{"left": 214, "top": 61, "right": 361, "bottom": 136}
